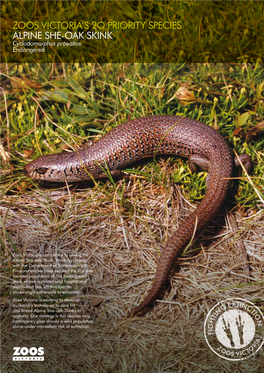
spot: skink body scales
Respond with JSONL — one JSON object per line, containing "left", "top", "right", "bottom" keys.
{"left": 24, "top": 116, "right": 240, "bottom": 315}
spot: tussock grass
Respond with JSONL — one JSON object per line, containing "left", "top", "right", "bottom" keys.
{"left": 1, "top": 63, "right": 264, "bottom": 371}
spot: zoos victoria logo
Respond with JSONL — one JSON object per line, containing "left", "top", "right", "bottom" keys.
{"left": 13, "top": 347, "right": 44, "bottom": 361}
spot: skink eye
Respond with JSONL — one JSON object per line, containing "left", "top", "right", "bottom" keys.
{"left": 36, "top": 167, "right": 48, "bottom": 175}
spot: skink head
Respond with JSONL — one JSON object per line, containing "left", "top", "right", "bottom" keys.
{"left": 24, "top": 152, "right": 104, "bottom": 183}
{"left": 24, "top": 153, "right": 86, "bottom": 182}
{"left": 24, "top": 154, "right": 63, "bottom": 182}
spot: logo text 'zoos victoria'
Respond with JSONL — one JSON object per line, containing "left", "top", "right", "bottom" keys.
{"left": 13, "top": 347, "right": 44, "bottom": 361}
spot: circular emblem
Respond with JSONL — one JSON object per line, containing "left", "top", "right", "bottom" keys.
{"left": 204, "top": 298, "right": 264, "bottom": 361}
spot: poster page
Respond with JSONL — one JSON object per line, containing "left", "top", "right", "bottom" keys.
{"left": 1, "top": 1, "right": 263, "bottom": 371}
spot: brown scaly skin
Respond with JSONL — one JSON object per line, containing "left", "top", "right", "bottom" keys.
{"left": 24, "top": 116, "right": 252, "bottom": 316}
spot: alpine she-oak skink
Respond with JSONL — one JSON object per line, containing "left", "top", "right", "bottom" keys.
{"left": 24, "top": 115, "right": 252, "bottom": 316}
